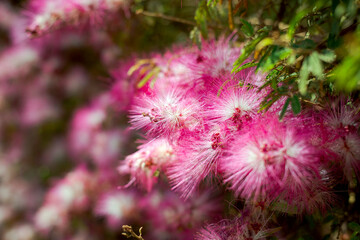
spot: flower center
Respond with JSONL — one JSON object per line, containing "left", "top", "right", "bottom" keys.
{"left": 211, "top": 132, "right": 223, "bottom": 150}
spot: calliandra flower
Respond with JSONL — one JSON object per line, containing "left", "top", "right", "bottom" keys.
{"left": 0, "top": 45, "right": 39, "bottom": 80}
{"left": 321, "top": 99, "right": 360, "bottom": 181}
{"left": 89, "top": 129, "right": 127, "bottom": 167}
{"left": 69, "top": 98, "right": 106, "bottom": 155}
{"left": 129, "top": 90, "right": 203, "bottom": 138}
{"left": 150, "top": 46, "right": 201, "bottom": 93}
{"left": 196, "top": 209, "right": 271, "bottom": 240}
{"left": 3, "top": 223, "right": 36, "bottom": 240}
{"left": 20, "top": 93, "right": 59, "bottom": 126}
{"left": 141, "top": 188, "right": 221, "bottom": 239}
{"left": 45, "top": 167, "right": 93, "bottom": 212}
{"left": 168, "top": 124, "right": 229, "bottom": 199}
{"left": 109, "top": 59, "right": 136, "bottom": 112}
{"left": 118, "top": 138, "right": 177, "bottom": 192}
{"left": 222, "top": 114, "right": 321, "bottom": 202}
{"left": 95, "top": 190, "right": 138, "bottom": 229}
{"left": 330, "top": 133, "right": 360, "bottom": 181}
{"left": 26, "top": 0, "right": 128, "bottom": 37}
{"left": 34, "top": 204, "right": 68, "bottom": 232}
{"left": 207, "top": 82, "right": 262, "bottom": 131}
{"left": 191, "top": 36, "right": 240, "bottom": 81}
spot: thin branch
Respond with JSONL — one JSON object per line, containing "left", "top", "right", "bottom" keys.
{"left": 136, "top": 9, "right": 224, "bottom": 30}
{"left": 228, "top": 0, "right": 234, "bottom": 30}
{"left": 136, "top": 9, "right": 196, "bottom": 26}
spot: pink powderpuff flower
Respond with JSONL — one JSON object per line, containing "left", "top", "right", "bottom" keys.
{"left": 141, "top": 188, "right": 221, "bottom": 239}
{"left": 196, "top": 209, "right": 270, "bottom": 240}
{"left": 20, "top": 93, "right": 59, "bottom": 127}
{"left": 151, "top": 46, "right": 202, "bottom": 94}
{"left": 323, "top": 99, "right": 359, "bottom": 137}
{"left": 118, "top": 138, "right": 177, "bottom": 192}
{"left": 129, "top": 90, "right": 204, "bottom": 138}
{"left": 191, "top": 37, "right": 241, "bottom": 82}
{"left": 89, "top": 129, "right": 128, "bottom": 167}
{"left": 3, "top": 223, "right": 36, "bottom": 240}
{"left": 0, "top": 3, "right": 17, "bottom": 30}
{"left": 169, "top": 124, "right": 230, "bottom": 199}
{"left": 69, "top": 102, "right": 106, "bottom": 155}
{"left": 0, "top": 45, "right": 39, "bottom": 81}
{"left": 321, "top": 99, "right": 360, "bottom": 181}
{"left": 206, "top": 81, "right": 263, "bottom": 131}
{"left": 109, "top": 58, "right": 137, "bottom": 112}
{"left": 95, "top": 190, "right": 138, "bottom": 229}
{"left": 26, "top": 0, "right": 128, "bottom": 37}
{"left": 222, "top": 114, "right": 321, "bottom": 202}
{"left": 330, "top": 133, "right": 360, "bottom": 181}
{"left": 34, "top": 204, "right": 69, "bottom": 233}
{"left": 45, "top": 166, "right": 94, "bottom": 212}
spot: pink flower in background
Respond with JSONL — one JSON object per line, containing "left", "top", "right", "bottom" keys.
{"left": 3, "top": 223, "right": 36, "bottom": 240}
{"left": 109, "top": 58, "right": 137, "bottom": 112}
{"left": 141, "top": 189, "right": 221, "bottom": 239}
{"left": 26, "top": 0, "right": 129, "bottom": 36}
{"left": 191, "top": 37, "right": 241, "bottom": 82}
{"left": 0, "top": 45, "right": 39, "bottom": 80}
{"left": 45, "top": 167, "right": 94, "bottom": 212}
{"left": 34, "top": 204, "right": 68, "bottom": 233}
{"left": 89, "top": 129, "right": 128, "bottom": 167}
{"left": 20, "top": 94, "right": 59, "bottom": 126}
{"left": 95, "top": 190, "right": 138, "bottom": 229}
{"left": 321, "top": 100, "right": 360, "bottom": 181}
{"left": 69, "top": 102, "right": 106, "bottom": 154}
{"left": 196, "top": 208, "right": 270, "bottom": 240}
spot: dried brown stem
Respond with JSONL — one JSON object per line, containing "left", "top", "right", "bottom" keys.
{"left": 136, "top": 9, "right": 196, "bottom": 26}
{"left": 122, "top": 225, "right": 144, "bottom": 240}
{"left": 228, "top": 0, "right": 234, "bottom": 30}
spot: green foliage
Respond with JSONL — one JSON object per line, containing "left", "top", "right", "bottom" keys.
{"left": 220, "top": 0, "right": 359, "bottom": 117}
{"left": 349, "top": 222, "right": 360, "bottom": 240}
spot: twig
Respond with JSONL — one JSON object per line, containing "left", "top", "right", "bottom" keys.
{"left": 122, "top": 225, "right": 144, "bottom": 240}
{"left": 136, "top": 9, "right": 196, "bottom": 26}
{"left": 136, "top": 9, "right": 224, "bottom": 30}
{"left": 228, "top": 0, "right": 234, "bottom": 30}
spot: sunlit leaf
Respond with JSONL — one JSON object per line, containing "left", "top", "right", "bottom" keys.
{"left": 291, "top": 95, "right": 301, "bottom": 115}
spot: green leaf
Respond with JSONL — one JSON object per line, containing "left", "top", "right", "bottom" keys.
{"left": 279, "top": 98, "right": 291, "bottom": 120}
{"left": 232, "top": 31, "right": 269, "bottom": 72}
{"left": 288, "top": 9, "right": 310, "bottom": 39}
{"left": 190, "top": 27, "right": 202, "bottom": 50}
{"left": 240, "top": 18, "right": 254, "bottom": 37}
{"left": 332, "top": 56, "right": 360, "bottom": 92}
{"left": 291, "top": 95, "right": 301, "bottom": 115}
{"left": 308, "top": 52, "right": 324, "bottom": 78}
{"left": 291, "top": 39, "right": 316, "bottom": 49}
{"left": 195, "top": 0, "right": 208, "bottom": 39}
{"left": 232, "top": 61, "right": 257, "bottom": 73}
{"left": 327, "top": 18, "right": 342, "bottom": 49}
{"left": 318, "top": 50, "right": 336, "bottom": 63}
{"left": 258, "top": 46, "right": 293, "bottom": 72}
{"left": 298, "top": 57, "right": 310, "bottom": 95}
{"left": 350, "top": 235, "right": 360, "bottom": 240}
{"left": 207, "top": 0, "right": 218, "bottom": 7}
{"left": 137, "top": 67, "right": 160, "bottom": 88}
{"left": 349, "top": 222, "right": 360, "bottom": 233}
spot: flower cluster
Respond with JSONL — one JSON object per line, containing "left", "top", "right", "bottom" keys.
{"left": 26, "top": 0, "right": 129, "bottom": 36}
{"left": 0, "top": 2, "right": 360, "bottom": 239}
